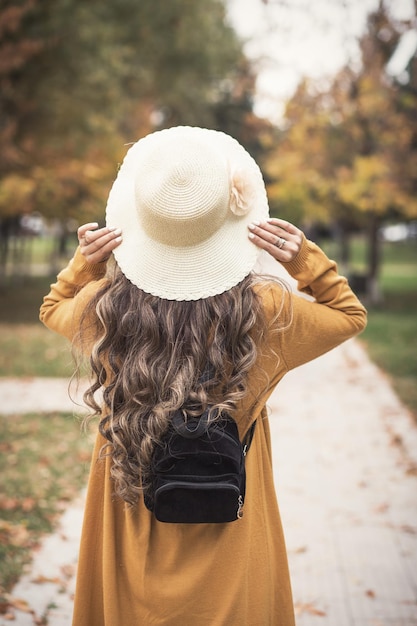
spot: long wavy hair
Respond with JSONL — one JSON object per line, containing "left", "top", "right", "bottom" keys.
{"left": 77, "top": 262, "right": 288, "bottom": 505}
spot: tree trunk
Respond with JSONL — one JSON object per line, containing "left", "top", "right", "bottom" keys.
{"left": 334, "top": 220, "right": 350, "bottom": 275}
{"left": 367, "top": 212, "right": 382, "bottom": 304}
{"left": 0, "top": 217, "right": 21, "bottom": 286}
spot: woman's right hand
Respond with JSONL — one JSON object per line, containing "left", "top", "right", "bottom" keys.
{"left": 77, "top": 223, "right": 122, "bottom": 264}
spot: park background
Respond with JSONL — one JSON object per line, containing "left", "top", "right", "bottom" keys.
{"left": 0, "top": 0, "right": 416, "bottom": 617}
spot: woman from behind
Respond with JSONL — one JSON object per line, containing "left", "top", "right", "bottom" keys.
{"left": 40, "top": 126, "right": 367, "bottom": 625}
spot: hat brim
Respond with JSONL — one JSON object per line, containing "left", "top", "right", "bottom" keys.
{"left": 106, "top": 127, "right": 269, "bottom": 301}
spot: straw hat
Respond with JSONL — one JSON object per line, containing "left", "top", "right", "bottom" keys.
{"left": 105, "top": 126, "right": 269, "bottom": 301}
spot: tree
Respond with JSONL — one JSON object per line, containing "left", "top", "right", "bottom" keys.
{"left": 0, "top": 0, "right": 256, "bottom": 276}
{"left": 264, "top": 2, "right": 417, "bottom": 302}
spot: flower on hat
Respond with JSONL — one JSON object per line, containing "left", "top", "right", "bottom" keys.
{"left": 229, "top": 165, "right": 258, "bottom": 216}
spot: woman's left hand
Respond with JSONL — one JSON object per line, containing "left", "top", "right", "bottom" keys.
{"left": 248, "top": 218, "right": 304, "bottom": 262}
{"left": 77, "top": 223, "right": 122, "bottom": 264}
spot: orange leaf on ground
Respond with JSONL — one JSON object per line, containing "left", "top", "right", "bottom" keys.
{"left": 31, "top": 575, "right": 61, "bottom": 585}
{"left": 7, "top": 596, "right": 32, "bottom": 612}
{"left": 294, "top": 602, "right": 327, "bottom": 616}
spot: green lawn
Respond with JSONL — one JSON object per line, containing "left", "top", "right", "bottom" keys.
{"left": 362, "top": 304, "right": 417, "bottom": 414}
{"left": 0, "top": 324, "right": 73, "bottom": 377}
{"left": 0, "top": 412, "right": 93, "bottom": 598}
{"left": 0, "top": 275, "right": 73, "bottom": 377}
{"left": 324, "top": 236, "right": 417, "bottom": 418}
{"left": 360, "top": 285, "right": 417, "bottom": 418}
{"left": 362, "top": 240, "right": 416, "bottom": 418}
{"left": 0, "top": 275, "right": 57, "bottom": 324}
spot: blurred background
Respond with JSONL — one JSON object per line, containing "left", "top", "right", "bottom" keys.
{"left": 0, "top": 0, "right": 416, "bottom": 606}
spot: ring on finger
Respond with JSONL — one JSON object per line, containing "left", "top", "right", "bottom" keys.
{"left": 274, "top": 236, "right": 286, "bottom": 249}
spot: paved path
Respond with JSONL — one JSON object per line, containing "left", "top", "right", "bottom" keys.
{"left": 0, "top": 377, "right": 88, "bottom": 415}
{"left": 1, "top": 340, "right": 417, "bottom": 625}
{"left": 273, "top": 340, "right": 417, "bottom": 626}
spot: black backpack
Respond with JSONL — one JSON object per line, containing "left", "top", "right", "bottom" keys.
{"left": 143, "top": 408, "right": 256, "bottom": 524}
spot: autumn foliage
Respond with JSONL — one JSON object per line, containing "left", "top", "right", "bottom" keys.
{"left": 263, "top": 4, "right": 417, "bottom": 298}
{"left": 0, "top": 1, "right": 416, "bottom": 296}
{"left": 0, "top": 0, "right": 264, "bottom": 228}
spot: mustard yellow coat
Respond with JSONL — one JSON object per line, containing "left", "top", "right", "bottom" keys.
{"left": 40, "top": 238, "right": 367, "bottom": 626}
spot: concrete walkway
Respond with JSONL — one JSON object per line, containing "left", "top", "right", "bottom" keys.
{"left": 1, "top": 339, "right": 417, "bottom": 625}
{"left": 272, "top": 340, "right": 417, "bottom": 626}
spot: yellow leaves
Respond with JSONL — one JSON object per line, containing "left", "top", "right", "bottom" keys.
{"left": 0, "top": 175, "right": 36, "bottom": 216}
{"left": 265, "top": 141, "right": 332, "bottom": 223}
{"left": 356, "top": 76, "right": 392, "bottom": 118}
{"left": 262, "top": 21, "right": 417, "bottom": 227}
{"left": 32, "top": 154, "right": 112, "bottom": 222}
{"left": 337, "top": 155, "right": 405, "bottom": 215}
{"left": 355, "top": 155, "right": 388, "bottom": 181}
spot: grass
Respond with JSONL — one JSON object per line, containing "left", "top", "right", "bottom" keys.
{"left": 0, "top": 325, "right": 73, "bottom": 377}
{"left": 0, "top": 274, "right": 74, "bottom": 377}
{"left": 361, "top": 298, "right": 417, "bottom": 414}
{"left": 360, "top": 278, "right": 417, "bottom": 418}
{"left": 0, "top": 276, "right": 58, "bottom": 325}
{"left": 0, "top": 412, "right": 93, "bottom": 597}
{"left": 323, "top": 236, "right": 417, "bottom": 418}
{"left": 363, "top": 240, "right": 417, "bottom": 418}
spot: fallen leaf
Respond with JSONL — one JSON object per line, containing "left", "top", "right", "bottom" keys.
{"left": 373, "top": 502, "right": 389, "bottom": 514}
{"left": 0, "top": 496, "right": 20, "bottom": 511}
{"left": 406, "top": 464, "right": 417, "bottom": 476}
{"left": 7, "top": 597, "right": 32, "bottom": 613}
{"left": 60, "top": 564, "right": 75, "bottom": 579}
{"left": 0, "top": 521, "right": 31, "bottom": 548}
{"left": 0, "top": 597, "right": 10, "bottom": 615}
{"left": 31, "top": 575, "right": 61, "bottom": 585}
{"left": 21, "top": 497, "right": 37, "bottom": 512}
{"left": 294, "top": 602, "right": 326, "bottom": 616}
{"left": 389, "top": 433, "right": 403, "bottom": 447}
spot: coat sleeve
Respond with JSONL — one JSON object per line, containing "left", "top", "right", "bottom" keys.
{"left": 39, "top": 247, "right": 108, "bottom": 342}
{"left": 266, "top": 236, "right": 367, "bottom": 373}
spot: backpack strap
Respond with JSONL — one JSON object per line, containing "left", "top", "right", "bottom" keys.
{"left": 172, "top": 362, "right": 258, "bottom": 449}
{"left": 171, "top": 409, "right": 209, "bottom": 439}
{"left": 242, "top": 420, "right": 257, "bottom": 456}
{"left": 172, "top": 407, "right": 257, "bottom": 452}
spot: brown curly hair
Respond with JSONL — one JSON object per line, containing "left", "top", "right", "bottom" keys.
{"left": 77, "top": 264, "right": 288, "bottom": 505}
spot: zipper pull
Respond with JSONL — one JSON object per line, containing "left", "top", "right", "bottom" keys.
{"left": 237, "top": 495, "right": 244, "bottom": 519}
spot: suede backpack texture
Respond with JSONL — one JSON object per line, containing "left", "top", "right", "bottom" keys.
{"left": 144, "top": 409, "right": 256, "bottom": 524}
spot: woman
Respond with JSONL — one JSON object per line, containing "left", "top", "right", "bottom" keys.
{"left": 40, "top": 126, "right": 367, "bottom": 625}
